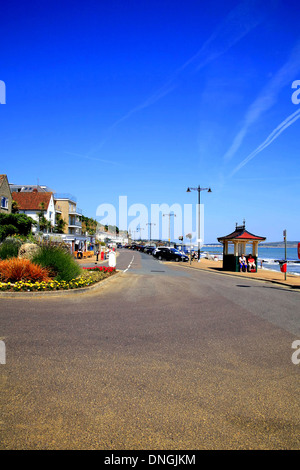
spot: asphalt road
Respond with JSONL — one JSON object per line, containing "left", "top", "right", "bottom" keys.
{"left": 0, "top": 249, "right": 299, "bottom": 450}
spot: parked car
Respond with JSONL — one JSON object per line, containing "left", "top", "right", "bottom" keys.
{"left": 144, "top": 246, "right": 156, "bottom": 254}
{"left": 136, "top": 245, "right": 145, "bottom": 252}
{"left": 153, "top": 247, "right": 188, "bottom": 262}
{"left": 153, "top": 246, "right": 169, "bottom": 256}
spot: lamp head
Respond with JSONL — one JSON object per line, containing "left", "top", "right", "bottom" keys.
{"left": 186, "top": 187, "right": 191, "bottom": 192}
{"left": 208, "top": 188, "right": 212, "bottom": 193}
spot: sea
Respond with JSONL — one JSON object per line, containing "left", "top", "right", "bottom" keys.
{"left": 202, "top": 246, "right": 300, "bottom": 276}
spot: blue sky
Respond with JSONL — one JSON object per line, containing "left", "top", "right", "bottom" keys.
{"left": 1, "top": 0, "right": 300, "bottom": 242}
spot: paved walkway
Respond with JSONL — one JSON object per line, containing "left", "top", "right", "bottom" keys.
{"left": 168, "top": 257, "right": 300, "bottom": 289}
{"left": 1, "top": 250, "right": 299, "bottom": 450}
{"left": 74, "top": 250, "right": 299, "bottom": 289}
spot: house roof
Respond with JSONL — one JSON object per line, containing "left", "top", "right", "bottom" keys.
{"left": 12, "top": 191, "right": 53, "bottom": 211}
{"left": 9, "top": 184, "right": 53, "bottom": 192}
{"left": 217, "top": 224, "right": 266, "bottom": 242}
{"left": 0, "top": 174, "right": 8, "bottom": 187}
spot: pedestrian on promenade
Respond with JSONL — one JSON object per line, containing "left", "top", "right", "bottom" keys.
{"left": 247, "top": 254, "right": 256, "bottom": 271}
{"left": 239, "top": 253, "right": 247, "bottom": 272}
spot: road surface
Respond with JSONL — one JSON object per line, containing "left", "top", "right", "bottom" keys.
{"left": 0, "top": 249, "right": 299, "bottom": 449}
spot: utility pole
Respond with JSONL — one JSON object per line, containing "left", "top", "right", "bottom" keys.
{"left": 137, "top": 227, "right": 144, "bottom": 241}
{"left": 146, "top": 222, "right": 156, "bottom": 244}
{"left": 131, "top": 230, "right": 137, "bottom": 241}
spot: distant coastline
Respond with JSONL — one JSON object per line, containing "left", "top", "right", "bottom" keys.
{"left": 204, "top": 241, "right": 298, "bottom": 248}
{"left": 258, "top": 241, "right": 298, "bottom": 248}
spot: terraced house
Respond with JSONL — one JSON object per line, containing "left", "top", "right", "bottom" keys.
{"left": 54, "top": 193, "right": 82, "bottom": 235}
{"left": 12, "top": 189, "right": 56, "bottom": 232}
{"left": 0, "top": 174, "right": 12, "bottom": 213}
{"left": 9, "top": 184, "right": 83, "bottom": 236}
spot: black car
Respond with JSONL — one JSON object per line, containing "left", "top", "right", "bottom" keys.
{"left": 153, "top": 247, "right": 188, "bottom": 262}
{"left": 143, "top": 246, "right": 156, "bottom": 254}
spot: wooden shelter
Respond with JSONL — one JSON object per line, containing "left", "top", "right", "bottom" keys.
{"left": 217, "top": 222, "right": 266, "bottom": 272}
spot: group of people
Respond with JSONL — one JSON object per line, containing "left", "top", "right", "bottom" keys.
{"left": 239, "top": 253, "right": 256, "bottom": 272}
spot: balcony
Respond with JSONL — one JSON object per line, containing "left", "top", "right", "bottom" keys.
{"left": 69, "top": 219, "right": 82, "bottom": 228}
{"left": 68, "top": 227, "right": 82, "bottom": 235}
{"left": 69, "top": 207, "right": 82, "bottom": 216}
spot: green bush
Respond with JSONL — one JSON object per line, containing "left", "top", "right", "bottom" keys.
{"left": 0, "top": 237, "right": 22, "bottom": 259}
{"left": 32, "top": 243, "right": 81, "bottom": 282}
{"left": 0, "top": 224, "right": 19, "bottom": 240}
{"left": 0, "top": 213, "right": 34, "bottom": 241}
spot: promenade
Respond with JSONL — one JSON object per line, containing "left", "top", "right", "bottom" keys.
{"left": 178, "top": 257, "right": 300, "bottom": 289}
{"left": 76, "top": 250, "right": 300, "bottom": 289}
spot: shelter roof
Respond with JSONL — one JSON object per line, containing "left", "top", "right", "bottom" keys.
{"left": 217, "top": 224, "right": 266, "bottom": 242}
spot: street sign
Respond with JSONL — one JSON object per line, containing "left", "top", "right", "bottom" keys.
{"left": 109, "top": 251, "right": 116, "bottom": 268}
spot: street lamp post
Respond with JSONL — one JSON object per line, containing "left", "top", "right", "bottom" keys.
{"left": 163, "top": 213, "right": 176, "bottom": 246}
{"left": 186, "top": 185, "right": 212, "bottom": 262}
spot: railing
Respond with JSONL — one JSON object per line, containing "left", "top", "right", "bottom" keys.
{"left": 54, "top": 193, "right": 77, "bottom": 203}
{"left": 69, "top": 219, "right": 82, "bottom": 227}
{"left": 69, "top": 207, "right": 82, "bottom": 215}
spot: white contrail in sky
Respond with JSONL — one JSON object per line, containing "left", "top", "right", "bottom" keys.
{"left": 84, "top": 82, "right": 177, "bottom": 156}
{"left": 230, "top": 108, "right": 300, "bottom": 176}
{"left": 79, "top": 0, "right": 266, "bottom": 158}
{"left": 114, "top": 0, "right": 265, "bottom": 118}
{"left": 224, "top": 39, "right": 300, "bottom": 162}
{"left": 63, "top": 151, "right": 123, "bottom": 166}
{"left": 180, "top": 0, "right": 265, "bottom": 73}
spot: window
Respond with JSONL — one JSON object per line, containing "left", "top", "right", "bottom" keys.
{"left": 1, "top": 197, "right": 8, "bottom": 209}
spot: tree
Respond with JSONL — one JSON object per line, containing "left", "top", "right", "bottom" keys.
{"left": 81, "top": 215, "right": 97, "bottom": 235}
{"left": 53, "top": 213, "right": 67, "bottom": 234}
{"left": 36, "top": 202, "right": 47, "bottom": 232}
{"left": 11, "top": 200, "right": 20, "bottom": 214}
{"left": 0, "top": 213, "right": 34, "bottom": 241}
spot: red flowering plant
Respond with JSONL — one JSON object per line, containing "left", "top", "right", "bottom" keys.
{"left": 83, "top": 266, "right": 116, "bottom": 273}
{"left": 80, "top": 265, "right": 116, "bottom": 284}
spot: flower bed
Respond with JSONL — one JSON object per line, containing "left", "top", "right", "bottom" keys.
{"left": 82, "top": 266, "right": 116, "bottom": 273}
{"left": 0, "top": 266, "right": 116, "bottom": 292}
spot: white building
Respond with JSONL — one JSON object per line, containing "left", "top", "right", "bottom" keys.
{"left": 11, "top": 189, "right": 56, "bottom": 232}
